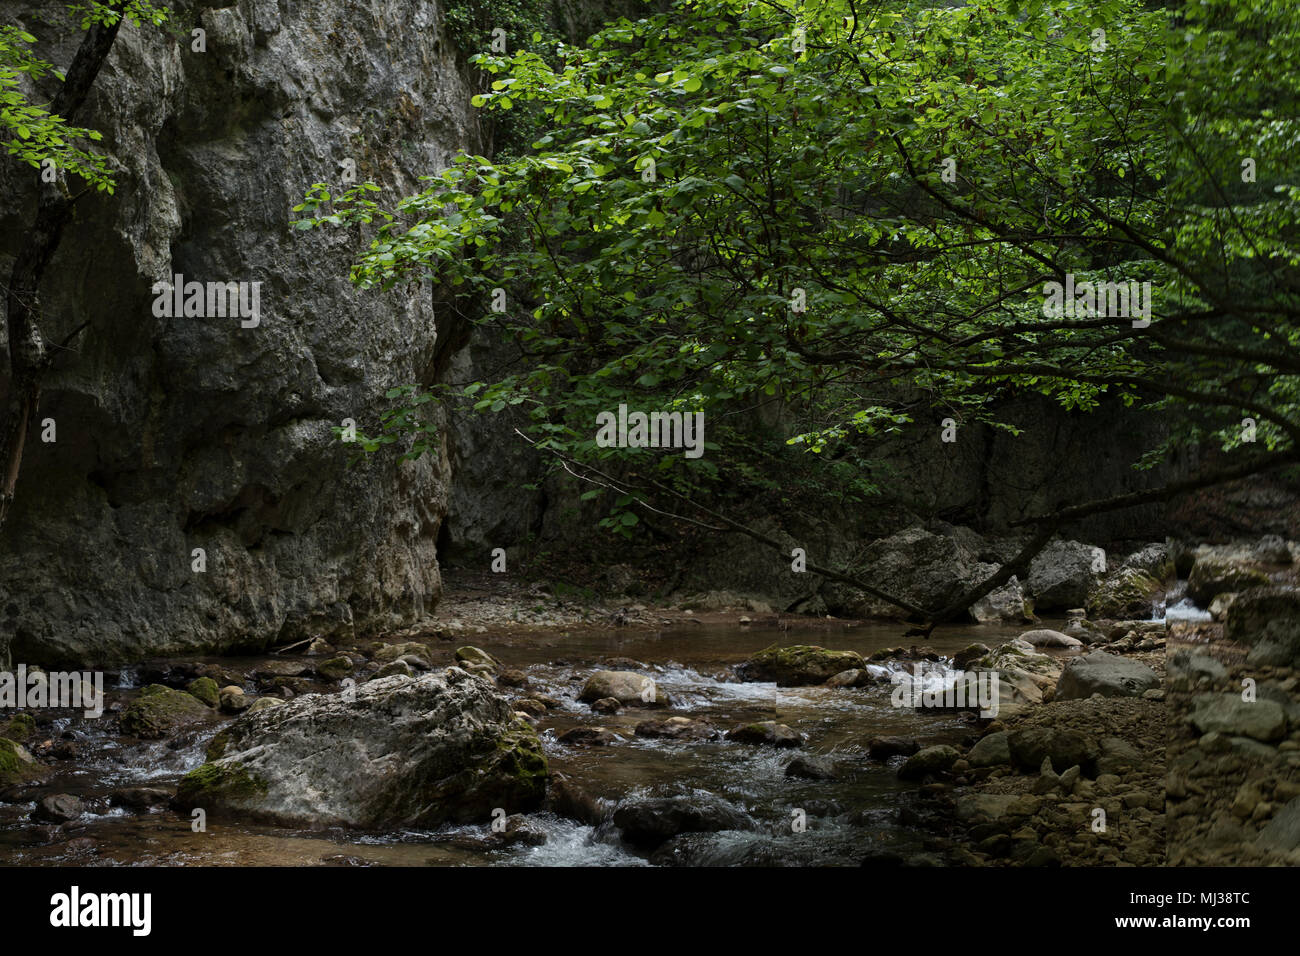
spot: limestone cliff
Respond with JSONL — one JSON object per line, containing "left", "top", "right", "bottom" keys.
{"left": 0, "top": 0, "right": 478, "bottom": 665}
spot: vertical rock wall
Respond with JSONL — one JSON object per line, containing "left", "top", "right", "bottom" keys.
{"left": 0, "top": 0, "right": 479, "bottom": 665}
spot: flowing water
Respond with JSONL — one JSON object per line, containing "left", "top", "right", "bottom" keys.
{"left": 0, "top": 620, "right": 1059, "bottom": 867}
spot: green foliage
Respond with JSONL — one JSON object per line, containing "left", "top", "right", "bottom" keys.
{"left": 303, "top": 0, "right": 1300, "bottom": 531}
{"left": 331, "top": 384, "right": 442, "bottom": 464}
{"left": 1, "top": 3, "right": 170, "bottom": 193}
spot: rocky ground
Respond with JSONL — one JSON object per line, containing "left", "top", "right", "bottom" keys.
{"left": 1166, "top": 617, "right": 1300, "bottom": 866}
{"left": 5, "top": 534, "right": 1300, "bottom": 867}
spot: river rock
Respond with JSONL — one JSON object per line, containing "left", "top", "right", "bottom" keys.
{"left": 514, "top": 698, "right": 547, "bottom": 718}
{"left": 546, "top": 772, "right": 605, "bottom": 827}
{"left": 954, "top": 643, "right": 991, "bottom": 668}
{"left": 315, "top": 657, "right": 354, "bottom": 682}
{"left": 635, "top": 716, "right": 716, "bottom": 741}
{"left": 1096, "top": 736, "right": 1142, "bottom": 774}
{"left": 826, "top": 526, "right": 997, "bottom": 619}
{"left": 824, "top": 668, "right": 875, "bottom": 688}
{"left": 373, "top": 642, "right": 433, "bottom": 667}
{"left": 1019, "top": 629, "right": 1083, "bottom": 649}
{"left": 898, "top": 745, "right": 960, "bottom": 780}
{"left": 1189, "top": 694, "right": 1287, "bottom": 742}
{"left": 187, "top": 677, "right": 220, "bottom": 708}
{"left": 868, "top": 736, "right": 919, "bottom": 760}
{"left": 175, "top": 670, "right": 547, "bottom": 828}
{"left": 372, "top": 660, "right": 414, "bottom": 680}
{"left": 970, "top": 640, "right": 1064, "bottom": 716}
{"left": 219, "top": 686, "right": 252, "bottom": 713}
{"left": 955, "top": 792, "right": 1018, "bottom": 822}
{"left": 967, "top": 730, "right": 1012, "bottom": 767}
{"left": 1169, "top": 650, "right": 1227, "bottom": 682}
{"left": 120, "top": 684, "right": 214, "bottom": 739}
{"left": 1028, "top": 539, "right": 1102, "bottom": 609}
{"left": 455, "top": 646, "right": 501, "bottom": 673}
{"left": 109, "top": 787, "right": 172, "bottom": 810}
{"left": 612, "top": 795, "right": 755, "bottom": 849}
{"left": 1007, "top": 728, "right": 1099, "bottom": 774}
{"left": 727, "top": 721, "right": 802, "bottom": 747}
{"left": 0, "top": 737, "right": 42, "bottom": 786}
{"left": 578, "top": 671, "right": 670, "bottom": 707}
{"left": 557, "top": 726, "right": 619, "bottom": 747}
{"left": 1087, "top": 566, "right": 1166, "bottom": 619}
{"left": 785, "top": 754, "right": 838, "bottom": 780}
{"left": 970, "top": 576, "right": 1035, "bottom": 624}
{"left": 32, "top": 793, "right": 83, "bottom": 823}
{"left": 735, "top": 644, "right": 866, "bottom": 686}
{"left": 1055, "top": 651, "right": 1160, "bottom": 700}
{"left": 1223, "top": 586, "right": 1300, "bottom": 667}
{"left": 1187, "top": 556, "right": 1270, "bottom": 606}
{"left": 590, "top": 697, "right": 622, "bottom": 714}
{"left": 1121, "top": 543, "right": 1174, "bottom": 578}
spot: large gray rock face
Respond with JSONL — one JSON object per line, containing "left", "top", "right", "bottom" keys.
{"left": 0, "top": 1, "right": 479, "bottom": 665}
{"left": 176, "top": 668, "right": 548, "bottom": 828}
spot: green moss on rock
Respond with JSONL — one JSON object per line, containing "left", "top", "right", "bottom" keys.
{"left": 736, "top": 644, "right": 865, "bottom": 686}
{"left": 493, "top": 719, "right": 549, "bottom": 803}
{"left": 176, "top": 761, "right": 268, "bottom": 807}
{"left": 316, "top": 657, "right": 353, "bottom": 681}
{"left": 1088, "top": 568, "right": 1163, "bottom": 619}
{"left": 120, "top": 684, "right": 211, "bottom": 739}
{"left": 187, "top": 677, "right": 220, "bottom": 708}
{"left": 205, "top": 730, "right": 232, "bottom": 761}
{"left": 2, "top": 713, "right": 35, "bottom": 741}
{"left": 0, "top": 736, "right": 41, "bottom": 786}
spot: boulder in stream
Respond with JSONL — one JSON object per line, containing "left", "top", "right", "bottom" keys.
{"left": 120, "top": 684, "right": 215, "bottom": 739}
{"left": 175, "top": 669, "right": 547, "bottom": 828}
{"left": 578, "top": 670, "right": 671, "bottom": 707}
{"left": 734, "top": 644, "right": 865, "bottom": 686}
{"left": 613, "top": 794, "right": 755, "bottom": 849}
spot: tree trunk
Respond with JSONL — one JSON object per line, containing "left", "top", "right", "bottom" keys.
{"left": 0, "top": 6, "right": 125, "bottom": 529}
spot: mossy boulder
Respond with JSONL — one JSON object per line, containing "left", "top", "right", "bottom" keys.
{"left": 1087, "top": 567, "right": 1165, "bottom": 619}
{"left": 315, "top": 657, "right": 353, "bottom": 681}
{"left": 734, "top": 644, "right": 865, "bottom": 686}
{"left": 455, "top": 645, "right": 501, "bottom": 673}
{"left": 120, "top": 684, "right": 213, "bottom": 739}
{"left": 176, "top": 762, "right": 269, "bottom": 808}
{"left": 0, "top": 736, "right": 45, "bottom": 786}
{"left": 1, "top": 713, "right": 36, "bottom": 742}
{"left": 187, "top": 677, "right": 220, "bottom": 708}
{"left": 173, "top": 670, "right": 547, "bottom": 828}
{"left": 1188, "top": 556, "right": 1270, "bottom": 606}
